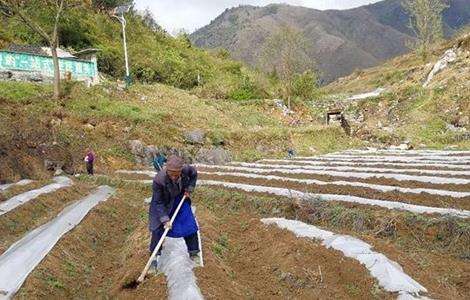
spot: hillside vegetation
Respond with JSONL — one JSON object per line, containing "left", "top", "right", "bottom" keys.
{"left": 0, "top": 80, "right": 360, "bottom": 181}
{"left": 190, "top": 0, "right": 470, "bottom": 83}
{"left": 321, "top": 30, "right": 470, "bottom": 149}
{"left": 0, "top": 2, "right": 269, "bottom": 100}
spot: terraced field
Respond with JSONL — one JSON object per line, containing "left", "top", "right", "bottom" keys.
{"left": 1, "top": 149, "right": 469, "bottom": 299}
{"left": 117, "top": 149, "right": 470, "bottom": 299}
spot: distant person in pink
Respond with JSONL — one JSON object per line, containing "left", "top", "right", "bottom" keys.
{"left": 84, "top": 148, "right": 95, "bottom": 175}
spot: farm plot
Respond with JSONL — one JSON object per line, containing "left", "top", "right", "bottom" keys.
{"left": 194, "top": 150, "right": 470, "bottom": 216}
{"left": 7, "top": 149, "right": 467, "bottom": 299}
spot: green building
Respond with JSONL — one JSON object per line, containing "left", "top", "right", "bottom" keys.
{"left": 0, "top": 45, "right": 99, "bottom": 84}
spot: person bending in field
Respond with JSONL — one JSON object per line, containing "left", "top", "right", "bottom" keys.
{"left": 148, "top": 155, "right": 200, "bottom": 274}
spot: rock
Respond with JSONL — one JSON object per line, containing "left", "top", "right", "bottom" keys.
{"left": 128, "top": 140, "right": 145, "bottom": 164}
{"left": 423, "top": 49, "right": 457, "bottom": 87}
{"left": 274, "top": 99, "right": 294, "bottom": 116}
{"left": 84, "top": 124, "right": 95, "bottom": 131}
{"left": 44, "top": 159, "right": 64, "bottom": 172}
{"left": 457, "top": 116, "right": 469, "bottom": 127}
{"left": 196, "top": 147, "right": 231, "bottom": 165}
{"left": 184, "top": 130, "right": 205, "bottom": 145}
{"left": 54, "top": 169, "right": 63, "bottom": 176}
{"left": 144, "top": 145, "right": 157, "bottom": 163}
{"left": 389, "top": 143, "right": 411, "bottom": 150}
{"left": 446, "top": 123, "right": 467, "bottom": 133}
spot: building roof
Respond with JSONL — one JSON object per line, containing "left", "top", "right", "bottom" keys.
{"left": 4, "top": 44, "right": 76, "bottom": 58}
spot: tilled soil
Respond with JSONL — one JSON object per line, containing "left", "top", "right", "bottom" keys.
{"left": 0, "top": 183, "right": 90, "bottom": 254}
{"left": 16, "top": 185, "right": 147, "bottom": 299}
{"left": 196, "top": 186, "right": 470, "bottom": 299}
{"left": 198, "top": 166, "right": 470, "bottom": 192}
{"left": 8, "top": 171, "right": 469, "bottom": 299}
{"left": 259, "top": 160, "right": 470, "bottom": 171}
{"left": 0, "top": 180, "right": 51, "bottom": 202}
{"left": 199, "top": 174, "right": 470, "bottom": 210}
{"left": 12, "top": 179, "right": 390, "bottom": 299}
{"left": 112, "top": 195, "right": 390, "bottom": 299}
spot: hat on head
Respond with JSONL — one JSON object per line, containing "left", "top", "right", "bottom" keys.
{"left": 166, "top": 155, "right": 184, "bottom": 171}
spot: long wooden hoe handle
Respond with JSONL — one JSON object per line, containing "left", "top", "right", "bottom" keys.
{"left": 137, "top": 195, "right": 187, "bottom": 283}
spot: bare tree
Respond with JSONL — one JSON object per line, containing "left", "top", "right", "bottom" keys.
{"left": 0, "top": 0, "right": 77, "bottom": 99}
{"left": 260, "top": 25, "right": 315, "bottom": 109}
{"left": 402, "top": 0, "right": 448, "bottom": 60}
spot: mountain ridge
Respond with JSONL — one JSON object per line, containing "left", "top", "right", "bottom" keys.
{"left": 190, "top": 0, "right": 469, "bottom": 83}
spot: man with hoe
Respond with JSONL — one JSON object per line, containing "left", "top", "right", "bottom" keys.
{"left": 148, "top": 155, "right": 200, "bottom": 274}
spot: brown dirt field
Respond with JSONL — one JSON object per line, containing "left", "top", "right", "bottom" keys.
{"left": 112, "top": 195, "right": 390, "bottom": 299}
{"left": 13, "top": 178, "right": 390, "bottom": 299}
{"left": 196, "top": 207, "right": 390, "bottom": 300}
{"left": 261, "top": 161, "right": 470, "bottom": 171}
{"left": 17, "top": 185, "right": 149, "bottom": 299}
{"left": 198, "top": 166, "right": 470, "bottom": 192}
{"left": 199, "top": 174, "right": 470, "bottom": 210}
{"left": 10, "top": 176, "right": 469, "bottom": 299}
{"left": 0, "top": 183, "right": 90, "bottom": 254}
{"left": 0, "top": 180, "right": 51, "bottom": 202}
{"left": 196, "top": 187, "right": 470, "bottom": 299}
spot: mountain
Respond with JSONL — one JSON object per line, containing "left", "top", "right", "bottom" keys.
{"left": 190, "top": 0, "right": 470, "bottom": 83}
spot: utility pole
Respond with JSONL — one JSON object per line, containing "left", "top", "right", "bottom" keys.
{"left": 112, "top": 4, "right": 131, "bottom": 87}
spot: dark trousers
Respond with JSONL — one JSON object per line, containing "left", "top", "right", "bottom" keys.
{"left": 86, "top": 162, "right": 94, "bottom": 175}
{"left": 150, "top": 227, "right": 199, "bottom": 256}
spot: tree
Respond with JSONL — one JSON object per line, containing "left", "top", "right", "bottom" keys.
{"left": 92, "top": 0, "right": 131, "bottom": 11}
{"left": 260, "top": 25, "right": 315, "bottom": 108}
{"left": 0, "top": 0, "right": 81, "bottom": 99}
{"left": 402, "top": 0, "right": 448, "bottom": 60}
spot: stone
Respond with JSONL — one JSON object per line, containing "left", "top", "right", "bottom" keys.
{"left": 184, "top": 129, "right": 205, "bottom": 145}
{"left": 128, "top": 140, "right": 145, "bottom": 164}
{"left": 196, "top": 147, "right": 231, "bottom": 165}
{"left": 44, "top": 159, "right": 64, "bottom": 172}
{"left": 457, "top": 116, "right": 469, "bottom": 127}
{"left": 424, "top": 49, "right": 457, "bottom": 87}
{"left": 84, "top": 124, "right": 95, "bottom": 131}
{"left": 144, "top": 145, "right": 157, "bottom": 163}
{"left": 446, "top": 124, "right": 466, "bottom": 133}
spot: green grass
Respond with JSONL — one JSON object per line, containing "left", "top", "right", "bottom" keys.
{"left": 0, "top": 81, "right": 52, "bottom": 103}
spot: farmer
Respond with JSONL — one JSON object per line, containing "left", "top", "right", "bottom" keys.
{"left": 84, "top": 148, "right": 95, "bottom": 175}
{"left": 148, "top": 155, "right": 200, "bottom": 273}
{"left": 153, "top": 152, "right": 167, "bottom": 172}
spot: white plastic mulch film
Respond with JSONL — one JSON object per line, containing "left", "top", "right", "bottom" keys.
{"left": 259, "top": 159, "right": 470, "bottom": 170}
{"left": 158, "top": 238, "right": 204, "bottom": 300}
{"left": 0, "top": 180, "right": 33, "bottom": 192}
{"left": 285, "top": 155, "right": 470, "bottom": 164}
{"left": 0, "top": 185, "right": 115, "bottom": 299}
{"left": 198, "top": 171, "right": 470, "bottom": 198}
{"left": 229, "top": 162, "right": 470, "bottom": 176}
{"left": 198, "top": 180, "right": 470, "bottom": 218}
{"left": 0, "top": 177, "right": 73, "bottom": 216}
{"left": 262, "top": 218, "right": 428, "bottom": 299}
{"left": 197, "top": 164, "right": 470, "bottom": 185}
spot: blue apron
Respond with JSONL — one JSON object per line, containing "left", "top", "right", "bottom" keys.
{"left": 167, "top": 196, "right": 198, "bottom": 238}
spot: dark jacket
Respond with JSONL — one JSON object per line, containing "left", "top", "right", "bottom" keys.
{"left": 148, "top": 165, "right": 197, "bottom": 231}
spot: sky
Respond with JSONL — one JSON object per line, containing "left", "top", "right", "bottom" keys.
{"left": 134, "top": 0, "right": 382, "bottom": 34}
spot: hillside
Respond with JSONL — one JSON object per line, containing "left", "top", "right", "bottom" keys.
{"left": 319, "top": 31, "right": 470, "bottom": 149}
{"left": 0, "top": 80, "right": 360, "bottom": 182}
{"left": 0, "top": 2, "right": 269, "bottom": 100}
{"left": 0, "top": 4, "right": 469, "bottom": 300}
{"left": 190, "top": 0, "right": 470, "bottom": 83}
